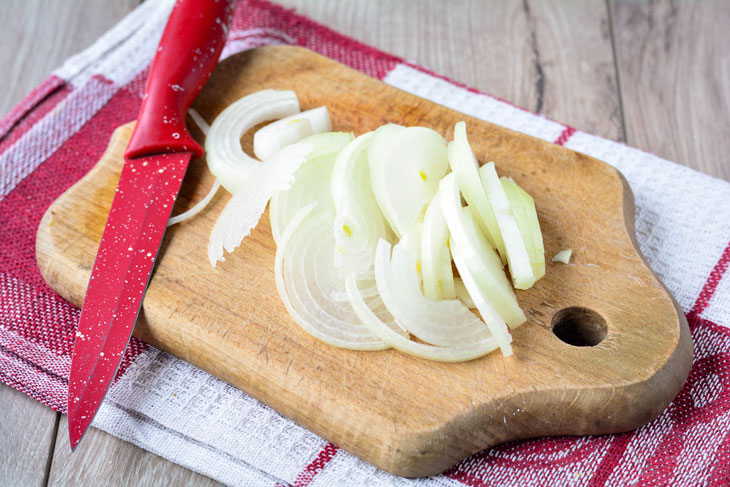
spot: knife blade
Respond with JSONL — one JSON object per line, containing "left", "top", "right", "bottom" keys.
{"left": 68, "top": 0, "right": 234, "bottom": 450}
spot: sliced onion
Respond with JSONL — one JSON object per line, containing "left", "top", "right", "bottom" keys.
{"left": 275, "top": 204, "right": 404, "bottom": 350}
{"left": 448, "top": 121, "right": 505, "bottom": 261}
{"left": 439, "top": 174, "right": 526, "bottom": 327}
{"left": 374, "top": 239, "right": 495, "bottom": 347}
{"left": 369, "top": 126, "right": 448, "bottom": 237}
{"left": 331, "top": 132, "right": 392, "bottom": 272}
{"left": 206, "top": 90, "right": 300, "bottom": 193}
{"left": 254, "top": 107, "right": 332, "bottom": 160}
{"left": 188, "top": 108, "right": 210, "bottom": 136}
{"left": 421, "top": 192, "right": 455, "bottom": 300}
{"left": 552, "top": 249, "right": 572, "bottom": 264}
{"left": 208, "top": 142, "right": 313, "bottom": 266}
{"left": 168, "top": 180, "right": 221, "bottom": 226}
{"left": 346, "top": 273, "right": 499, "bottom": 362}
{"left": 397, "top": 221, "right": 422, "bottom": 272}
{"left": 269, "top": 132, "right": 354, "bottom": 244}
{"left": 501, "top": 176, "right": 545, "bottom": 279}
{"left": 168, "top": 108, "right": 216, "bottom": 227}
{"left": 449, "top": 237, "right": 513, "bottom": 356}
{"left": 453, "top": 277, "right": 475, "bottom": 308}
{"left": 479, "top": 163, "right": 535, "bottom": 289}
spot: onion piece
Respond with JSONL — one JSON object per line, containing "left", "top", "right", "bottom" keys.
{"left": 374, "top": 239, "right": 495, "bottom": 347}
{"left": 331, "top": 132, "right": 393, "bottom": 272}
{"left": 421, "top": 192, "right": 455, "bottom": 300}
{"left": 449, "top": 236, "right": 513, "bottom": 356}
{"left": 439, "top": 173, "right": 526, "bottom": 327}
{"left": 254, "top": 107, "right": 332, "bottom": 160}
{"left": 398, "top": 221, "right": 422, "bottom": 272}
{"left": 448, "top": 122, "right": 505, "bottom": 261}
{"left": 206, "top": 90, "right": 300, "bottom": 193}
{"left": 168, "top": 180, "right": 221, "bottom": 226}
{"left": 208, "top": 142, "right": 313, "bottom": 266}
{"left": 453, "top": 277, "right": 475, "bottom": 308}
{"left": 552, "top": 249, "right": 572, "bottom": 264}
{"left": 346, "top": 273, "right": 499, "bottom": 362}
{"left": 188, "top": 108, "right": 210, "bottom": 136}
{"left": 369, "top": 126, "right": 449, "bottom": 237}
{"left": 479, "top": 163, "right": 535, "bottom": 289}
{"left": 275, "top": 204, "right": 404, "bottom": 350}
{"left": 501, "top": 176, "right": 545, "bottom": 279}
{"left": 168, "top": 108, "right": 216, "bottom": 227}
{"left": 269, "top": 132, "right": 354, "bottom": 244}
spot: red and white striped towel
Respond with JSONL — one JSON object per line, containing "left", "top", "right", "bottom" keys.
{"left": 2, "top": 1, "right": 730, "bottom": 485}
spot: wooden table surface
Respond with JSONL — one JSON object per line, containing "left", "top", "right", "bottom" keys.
{"left": 1, "top": 1, "right": 728, "bottom": 485}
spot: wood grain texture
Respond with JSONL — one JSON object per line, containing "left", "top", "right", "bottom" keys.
{"left": 0, "top": 0, "right": 140, "bottom": 117}
{"left": 47, "top": 416, "right": 222, "bottom": 487}
{"left": 0, "top": 384, "right": 58, "bottom": 487}
{"left": 611, "top": 0, "right": 730, "bottom": 181}
{"left": 271, "top": 0, "right": 623, "bottom": 140}
{"left": 36, "top": 46, "right": 693, "bottom": 477}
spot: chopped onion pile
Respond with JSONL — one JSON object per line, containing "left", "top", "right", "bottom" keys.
{"left": 199, "top": 89, "right": 546, "bottom": 362}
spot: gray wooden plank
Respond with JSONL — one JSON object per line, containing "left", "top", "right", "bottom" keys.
{"left": 270, "top": 0, "right": 622, "bottom": 140}
{"left": 47, "top": 416, "right": 223, "bottom": 487}
{"left": 0, "top": 0, "right": 141, "bottom": 117}
{"left": 611, "top": 0, "right": 730, "bottom": 181}
{"left": 0, "top": 384, "right": 58, "bottom": 487}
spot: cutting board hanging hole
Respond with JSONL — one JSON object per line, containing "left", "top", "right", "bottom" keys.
{"left": 551, "top": 307, "right": 607, "bottom": 347}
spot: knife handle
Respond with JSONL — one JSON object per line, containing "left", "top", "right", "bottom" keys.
{"left": 125, "top": 0, "right": 234, "bottom": 159}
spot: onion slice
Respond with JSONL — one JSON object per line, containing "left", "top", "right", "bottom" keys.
{"left": 439, "top": 174, "right": 526, "bottom": 327}
{"left": 480, "top": 163, "right": 535, "bottom": 289}
{"left": 369, "top": 126, "right": 449, "bottom": 237}
{"left": 346, "top": 272, "right": 500, "bottom": 362}
{"left": 254, "top": 106, "right": 332, "bottom": 160}
{"left": 275, "top": 204, "right": 404, "bottom": 350}
{"left": 331, "top": 132, "right": 392, "bottom": 272}
{"left": 501, "top": 176, "right": 545, "bottom": 279}
{"left": 269, "top": 132, "right": 354, "bottom": 243}
{"left": 208, "top": 142, "right": 313, "bottom": 266}
{"left": 449, "top": 236, "right": 513, "bottom": 356}
{"left": 398, "top": 222, "right": 423, "bottom": 272}
{"left": 206, "top": 90, "right": 300, "bottom": 193}
{"left": 421, "top": 192, "right": 455, "bottom": 300}
{"left": 374, "top": 239, "right": 496, "bottom": 348}
{"left": 168, "top": 180, "right": 221, "bottom": 226}
{"left": 453, "top": 277, "right": 475, "bottom": 308}
{"left": 448, "top": 121, "right": 505, "bottom": 260}
{"left": 168, "top": 108, "right": 217, "bottom": 227}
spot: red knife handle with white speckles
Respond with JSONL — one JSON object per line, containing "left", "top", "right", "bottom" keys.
{"left": 125, "top": 0, "right": 234, "bottom": 159}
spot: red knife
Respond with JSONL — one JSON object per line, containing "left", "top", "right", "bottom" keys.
{"left": 67, "top": 0, "right": 234, "bottom": 450}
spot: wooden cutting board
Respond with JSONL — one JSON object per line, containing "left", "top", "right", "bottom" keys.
{"left": 36, "top": 45, "right": 693, "bottom": 477}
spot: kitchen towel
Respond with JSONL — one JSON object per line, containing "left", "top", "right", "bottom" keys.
{"left": 2, "top": 0, "right": 730, "bottom": 485}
